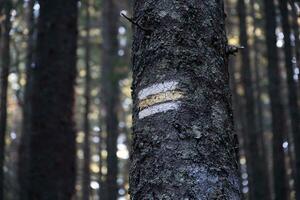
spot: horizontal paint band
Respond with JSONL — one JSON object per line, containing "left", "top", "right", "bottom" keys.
{"left": 138, "top": 81, "right": 179, "bottom": 100}
{"left": 139, "top": 101, "right": 180, "bottom": 119}
{"left": 138, "top": 90, "right": 184, "bottom": 110}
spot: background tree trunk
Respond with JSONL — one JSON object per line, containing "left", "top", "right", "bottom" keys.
{"left": 101, "top": 0, "right": 119, "bottom": 199}
{"left": 288, "top": 1, "right": 300, "bottom": 99}
{"left": 0, "top": 1, "right": 11, "bottom": 198}
{"left": 289, "top": 1, "right": 300, "bottom": 73}
{"left": 27, "top": 0, "right": 78, "bottom": 199}
{"left": 18, "top": 1, "right": 35, "bottom": 199}
{"left": 98, "top": 118, "right": 106, "bottom": 199}
{"left": 237, "top": 0, "right": 270, "bottom": 199}
{"left": 250, "top": 0, "right": 272, "bottom": 198}
{"left": 263, "top": 0, "right": 289, "bottom": 199}
{"left": 278, "top": 1, "right": 300, "bottom": 199}
{"left": 82, "top": 0, "right": 91, "bottom": 199}
{"left": 130, "top": 1, "right": 241, "bottom": 199}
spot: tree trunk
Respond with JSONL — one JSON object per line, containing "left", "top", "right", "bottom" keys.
{"left": 101, "top": 0, "right": 119, "bottom": 199}
{"left": 229, "top": 56, "right": 246, "bottom": 200}
{"left": 249, "top": 0, "right": 266, "bottom": 170}
{"left": 0, "top": 0, "right": 3, "bottom": 40}
{"left": 98, "top": 119, "right": 106, "bottom": 199}
{"left": 18, "top": 0, "right": 35, "bottom": 199}
{"left": 130, "top": 1, "right": 241, "bottom": 199}
{"left": 82, "top": 1, "right": 91, "bottom": 200}
{"left": 278, "top": 1, "right": 300, "bottom": 199}
{"left": 27, "top": 0, "right": 78, "bottom": 199}
{"left": 251, "top": 7, "right": 272, "bottom": 200}
{"left": 290, "top": 2, "right": 300, "bottom": 98}
{"left": 289, "top": 1, "right": 300, "bottom": 75}
{"left": 0, "top": 1, "right": 11, "bottom": 198}
{"left": 238, "top": 0, "right": 270, "bottom": 199}
{"left": 263, "top": 0, "right": 289, "bottom": 199}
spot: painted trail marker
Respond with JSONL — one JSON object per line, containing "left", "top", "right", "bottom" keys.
{"left": 138, "top": 81, "right": 183, "bottom": 119}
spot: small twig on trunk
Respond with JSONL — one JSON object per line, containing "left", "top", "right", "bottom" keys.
{"left": 121, "top": 13, "right": 151, "bottom": 33}
{"left": 226, "top": 45, "right": 244, "bottom": 55}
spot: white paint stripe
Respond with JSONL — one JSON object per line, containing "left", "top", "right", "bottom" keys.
{"left": 138, "top": 101, "right": 180, "bottom": 119}
{"left": 138, "top": 81, "right": 179, "bottom": 100}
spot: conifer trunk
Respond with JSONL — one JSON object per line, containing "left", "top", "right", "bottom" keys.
{"left": 82, "top": 0, "right": 91, "bottom": 199}
{"left": 18, "top": 1, "right": 35, "bottom": 199}
{"left": 263, "top": 0, "right": 289, "bottom": 199}
{"left": 101, "top": 0, "right": 120, "bottom": 199}
{"left": 0, "top": 1, "right": 11, "bottom": 198}
{"left": 278, "top": 0, "right": 300, "bottom": 199}
{"left": 130, "top": 1, "right": 241, "bottom": 199}
{"left": 238, "top": 0, "right": 270, "bottom": 199}
{"left": 27, "top": 0, "right": 78, "bottom": 199}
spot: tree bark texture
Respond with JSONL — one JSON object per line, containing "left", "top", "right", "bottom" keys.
{"left": 263, "top": 0, "right": 289, "bottom": 199}
{"left": 27, "top": 0, "right": 78, "bottom": 199}
{"left": 130, "top": 1, "right": 241, "bottom": 199}
{"left": 101, "top": 0, "right": 120, "bottom": 199}
{"left": 237, "top": 0, "right": 270, "bottom": 199}
{"left": 0, "top": 1, "right": 11, "bottom": 199}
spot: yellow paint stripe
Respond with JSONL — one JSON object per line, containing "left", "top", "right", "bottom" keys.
{"left": 138, "top": 90, "right": 184, "bottom": 110}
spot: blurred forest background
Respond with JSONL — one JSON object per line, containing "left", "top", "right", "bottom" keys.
{"left": 0, "top": 0, "right": 300, "bottom": 200}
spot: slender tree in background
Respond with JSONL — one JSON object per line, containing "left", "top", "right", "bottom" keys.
{"left": 82, "top": 0, "right": 91, "bottom": 199}
{"left": 250, "top": 0, "right": 272, "bottom": 198}
{"left": 278, "top": 0, "right": 300, "bottom": 199}
{"left": 228, "top": 55, "right": 245, "bottom": 197}
{"left": 0, "top": 1, "right": 11, "bottom": 198}
{"left": 130, "top": 1, "right": 241, "bottom": 199}
{"left": 237, "top": 0, "right": 270, "bottom": 199}
{"left": 0, "top": 0, "right": 4, "bottom": 60}
{"left": 27, "top": 0, "right": 78, "bottom": 199}
{"left": 290, "top": 1, "right": 300, "bottom": 122}
{"left": 263, "top": 0, "right": 289, "bottom": 199}
{"left": 101, "top": 0, "right": 119, "bottom": 199}
{"left": 225, "top": 0, "right": 246, "bottom": 194}
{"left": 98, "top": 118, "right": 106, "bottom": 199}
{"left": 18, "top": 0, "right": 35, "bottom": 199}
{"left": 249, "top": 0, "right": 266, "bottom": 164}
{"left": 289, "top": 1, "right": 300, "bottom": 73}
{"left": 0, "top": 0, "right": 3, "bottom": 41}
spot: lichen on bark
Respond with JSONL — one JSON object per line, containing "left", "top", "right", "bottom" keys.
{"left": 130, "top": 0, "right": 241, "bottom": 199}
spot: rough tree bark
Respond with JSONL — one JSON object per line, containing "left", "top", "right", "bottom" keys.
{"left": 82, "top": 0, "right": 91, "bottom": 199}
{"left": 27, "top": 0, "right": 78, "bottom": 199}
{"left": 278, "top": 1, "right": 300, "bottom": 199}
{"left": 0, "top": 1, "right": 11, "bottom": 199}
{"left": 263, "top": 0, "right": 289, "bottom": 199}
{"left": 130, "top": 1, "right": 241, "bottom": 199}
{"left": 101, "top": 0, "right": 119, "bottom": 199}
{"left": 18, "top": 0, "right": 35, "bottom": 199}
{"left": 238, "top": 0, "right": 270, "bottom": 199}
